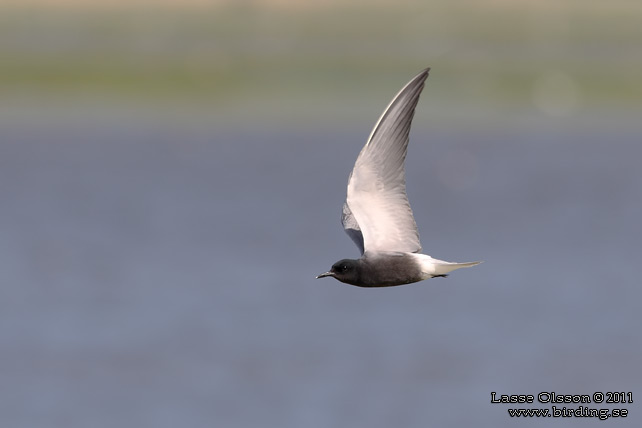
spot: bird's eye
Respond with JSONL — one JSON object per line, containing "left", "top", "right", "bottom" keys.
{"left": 341, "top": 265, "right": 348, "bottom": 271}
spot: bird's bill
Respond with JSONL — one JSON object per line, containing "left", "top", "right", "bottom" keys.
{"left": 316, "top": 271, "right": 334, "bottom": 279}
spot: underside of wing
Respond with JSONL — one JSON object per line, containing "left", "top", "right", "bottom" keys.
{"left": 341, "top": 202, "right": 364, "bottom": 255}
{"left": 345, "top": 68, "right": 429, "bottom": 254}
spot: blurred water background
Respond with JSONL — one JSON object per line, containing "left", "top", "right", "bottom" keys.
{"left": 1, "top": 1, "right": 641, "bottom": 427}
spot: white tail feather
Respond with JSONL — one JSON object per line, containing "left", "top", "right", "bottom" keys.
{"left": 412, "top": 254, "right": 482, "bottom": 278}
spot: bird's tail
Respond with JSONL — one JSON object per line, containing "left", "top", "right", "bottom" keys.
{"left": 432, "top": 259, "right": 482, "bottom": 276}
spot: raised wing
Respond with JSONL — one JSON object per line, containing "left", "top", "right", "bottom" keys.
{"left": 343, "top": 68, "right": 429, "bottom": 254}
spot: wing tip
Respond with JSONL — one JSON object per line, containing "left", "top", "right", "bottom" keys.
{"left": 364, "top": 66, "right": 431, "bottom": 147}
{"left": 417, "top": 67, "right": 430, "bottom": 81}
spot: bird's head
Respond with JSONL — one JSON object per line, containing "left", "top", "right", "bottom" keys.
{"left": 316, "top": 259, "right": 361, "bottom": 285}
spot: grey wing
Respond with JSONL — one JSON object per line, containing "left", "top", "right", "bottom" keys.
{"left": 341, "top": 202, "right": 365, "bottom": 255}
{"left": 345, "top": 68, "right": 429, "bottom": 254}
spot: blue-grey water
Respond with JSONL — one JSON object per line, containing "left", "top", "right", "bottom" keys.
{"left": 1, "top": 112, "right": 641, "bottom": 427}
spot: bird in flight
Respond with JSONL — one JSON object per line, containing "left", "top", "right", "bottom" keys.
{"left": 317, "top": 68, "right": 480, "bottom": 287}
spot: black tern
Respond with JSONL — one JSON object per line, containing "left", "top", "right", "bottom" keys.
{"left": 317, "top": 68, "right": 481, "bottom": 287}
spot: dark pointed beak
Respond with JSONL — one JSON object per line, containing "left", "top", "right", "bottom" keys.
{"left": 316, "top": 271, "right": 333, "bottom": 279}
